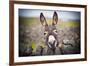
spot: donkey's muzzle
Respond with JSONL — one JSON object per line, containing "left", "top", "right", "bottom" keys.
{"left": 48, "top": 35, "right": 58, "bottom": 48}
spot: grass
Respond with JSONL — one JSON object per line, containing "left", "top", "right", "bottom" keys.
{"left": 59, "top": 21, "right": 80, "bottom": 28}
{"left": 19, "top": 17, "right": 80, "bottom": 28}
{"left": 31, "top": 41, "right": 36, "bottom": 49}
{"left": 19, "top": 17, "right": 40, "bottom": 26}
{"left": 31, "top": 41, "right": 46, "bottom": 51}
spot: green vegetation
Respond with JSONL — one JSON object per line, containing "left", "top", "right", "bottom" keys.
{"left": 19, "top": 17, "right": 80, "bottom": 28}
{"left": 31, "top": 41, "right": 36, "bottom": 50}
{"left": 19, "top": 17, "right": 40, "bottom": 26}
{"left": 59, "top": 21, "right": 80, "bottom": 28}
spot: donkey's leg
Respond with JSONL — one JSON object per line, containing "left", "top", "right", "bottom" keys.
{"left": 47, "top": 48, "right": 54, "bottom": 55}
{"left": 59, "top": 48, "right": 64, "bottom": 54}
{"left": 55, "top": 47, "right": 62, "bottom": 55}
{"left": 52, "top": 48, "right": 55, "bottom": 55}
{"left": 35, "top": 46, "right": 44, "bottom": 56}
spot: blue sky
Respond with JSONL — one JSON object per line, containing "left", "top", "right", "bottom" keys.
{"left": 19, "top": 9, "right": 80, "bottom": 21}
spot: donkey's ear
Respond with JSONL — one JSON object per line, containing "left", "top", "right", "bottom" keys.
{"left": 40, "top": 13, "right": 47, "bottom": 26}
{"left": 52, "top": 11, "right": 58, "bottom": 25}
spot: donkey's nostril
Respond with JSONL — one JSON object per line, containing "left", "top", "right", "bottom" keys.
{"left": 49, "top": 40, "right": 55, "bottom": 44}
{"left": 48, "top": 41, "right": 53, "bottom": 44}
{"left": 48, "top": 40, "right": 58, "bottom": 48}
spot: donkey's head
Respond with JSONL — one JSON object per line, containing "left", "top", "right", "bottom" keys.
{"left": 40, "top": 11, "right": 59, "bottom": 50}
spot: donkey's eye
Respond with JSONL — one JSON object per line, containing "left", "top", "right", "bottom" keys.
{"left": 44, "top": 32, "right": 48, "bottom": 36}
{"left": 53, "top": 30, "right": 57, "bottom": 34}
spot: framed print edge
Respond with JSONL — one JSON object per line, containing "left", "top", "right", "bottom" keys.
{"left": 9, "top": 1, "right": 14, "bottom": 66}
{"left": 84, "top": 5, "right": 87, "bottom": 61}
{"left": 9, "top": 1, "right": 87, "bottom": 66}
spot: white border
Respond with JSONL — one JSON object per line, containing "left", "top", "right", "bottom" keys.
{"left": 14, "top": 4, "right": 85, "bottom": 62}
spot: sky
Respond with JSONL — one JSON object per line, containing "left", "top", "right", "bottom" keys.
{"left": 19, "top": 9, "right": 80, "bottom": 21}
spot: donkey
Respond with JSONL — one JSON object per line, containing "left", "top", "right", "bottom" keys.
{"left": 40, "top": 11, "right": 62, "bottom": 55}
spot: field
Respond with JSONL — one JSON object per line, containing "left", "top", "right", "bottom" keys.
{"left": 19, "top": 17, "right": 80, "bottom": 27}
{"left": 19, "top": 17, "right": 80, "bottom": 56}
